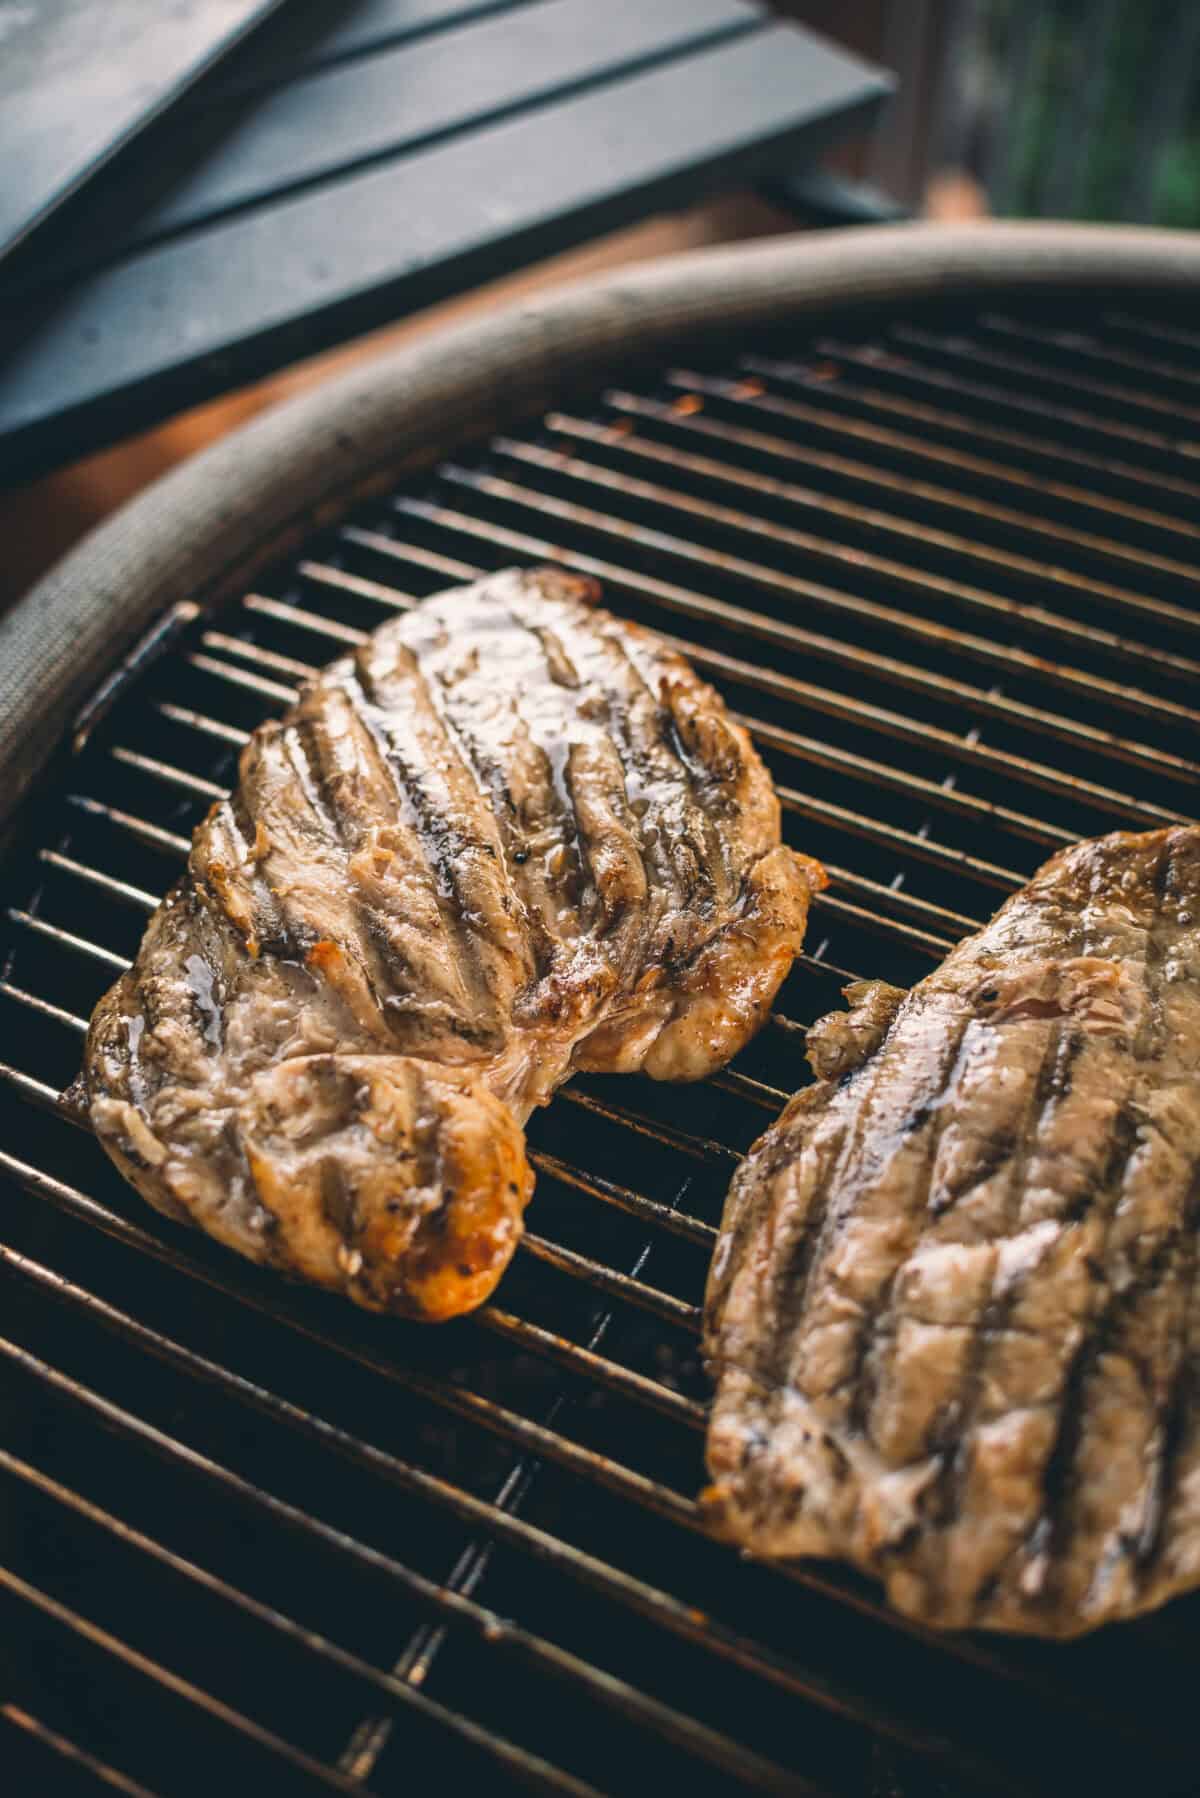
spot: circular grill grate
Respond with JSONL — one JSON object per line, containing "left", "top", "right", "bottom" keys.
{"left": 1, "top": 298, "right": 1199, "bottom": 1798}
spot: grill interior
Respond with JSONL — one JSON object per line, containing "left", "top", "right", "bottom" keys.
{"left": 2, "top": 298, "right": 1199, "bottom": 1798}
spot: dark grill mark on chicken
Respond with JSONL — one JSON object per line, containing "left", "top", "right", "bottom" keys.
{"left": 83, "top": 568, "right": 822, "bottom": 1320}
{"left": 703, "top": 828, "right": 1200, "bottom": 1636}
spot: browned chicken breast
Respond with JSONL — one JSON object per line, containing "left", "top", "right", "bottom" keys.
{"left": 704, "top": 827, "right": 1200, "bottom": 1637}
{"left": 83, "top": 568, "right": 822, "bottom": 1320}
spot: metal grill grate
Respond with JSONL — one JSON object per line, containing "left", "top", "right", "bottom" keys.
{"left": 2, "top": 300, "right": 1199, "bottom": 1798}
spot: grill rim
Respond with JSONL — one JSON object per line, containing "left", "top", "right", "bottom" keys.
{"left": 3, "top": 218, "right": 1199, "bottom": 838}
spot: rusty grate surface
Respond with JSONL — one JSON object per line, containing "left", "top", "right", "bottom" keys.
{"left": 2, "top": 303, "right": 1199, "bottom": 1797}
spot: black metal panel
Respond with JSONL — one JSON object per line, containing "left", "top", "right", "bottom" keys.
{"left": 15, "top": 0, "right": 763, "bottom": 275}
{"left": 0, "top": 18, "right": 888, "bottom": 481}
{"left": 204, "top": 0, "right": 627, "bottom": 99}
{"left": 0, "top": 0, "right": 285, "bottom": 261}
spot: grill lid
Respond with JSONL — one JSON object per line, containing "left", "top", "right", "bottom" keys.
{"left": 1, "top": 226, "right": 1199, "bottom": 1797}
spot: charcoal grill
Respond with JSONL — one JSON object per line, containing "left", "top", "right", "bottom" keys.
{"left": 2, "top": 223, "right": 1199, "bottom": 1798}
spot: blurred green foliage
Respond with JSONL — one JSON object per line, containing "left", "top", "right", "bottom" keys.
{"left": 983, "top": 0, "right": 1200, "bottom": 222}
{"left": 1155, "top": 136, "right": 1200, "bottom": 227}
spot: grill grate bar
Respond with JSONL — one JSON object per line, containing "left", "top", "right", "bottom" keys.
{"left": 391, "top": 493, "right": 1200, "bottom": 787}
{"left": 243, "top": 579, "right": 1072, "bottom": 851}
{"left": 1, "top": 1702, "right": 163, "bottom": 1798}
{"left": 338, "top": 534, "right": 479, "bottom": 587}
{"left": 802, "top": 830, "right": 1006, "bottom": 913}
{"left": 0, "top": 979, "right": 89, "bottom": 1032}
{"left": 748, "top": 351, "right": 1200, "bottom": 516}
{"left": 978, "top": 315, "right": 1200, "bottom": 392}
{"left": 195, "top": 623, "right": 1001, "bottom": 935}
{"left": 39, "top": 849, "right": 158, "bottom": 911}
{"left": 187, "top": 651, "right": 298, "bottom": 707}
{"left": 336, "top": 1102, "right": 712, "bottom": 1788}
{"left": 0, "top": 1060, "right": 70, "bottom": 1108}
{"left": 7, "top": 909, "right": 128, "bottom": 971}
{"left": 609, "top": 382, "right": 1200, "bottom": 601}
{"left": 753, "top": 717, "right": 1072, "bottom": 857}
{"left": 246, "top": 591, "right": 375, "bottom": 640}
{"left": 1103, "top": 309, "right": 1200, "bottom": 356}
{"left": 147, "top": 643, "right": 1004, "bottom": 953}
{"left": 203, "top": 629, "right": 323, "bottom": 684}
{"left": 110, "top": 745, "right": 226, "bottom": 801}
{"left": 674, "top": 365, "right": 1200, "bottom": 567}
{"left": 0, "top": 1256, "right": 809, "bottom": 1798}
{"left": 25, "top": 868, "right": 729, "bottom": 1244}
{"left": 335, "top": 1142, "right": 718, "bottom": 1786}
{"left": 0, "top": 972, "right": 715, "bottom": 1307}
{"left": 0, "top": 1082, "right": 1153, "bottom": 1758}
{"left": 709, "top": 1067, "right": 788, "bottom": 1110}
{"left": 3, "top": 1089, "right": 708, "bottom": 1512}
{"left": 816, "top": 332, "right": 1200, "bottom": 466}
{"left": 0, "top": 1185, "right": 1045, "bottom": 1796}
{"left": 319, "top": 550, "right": 1169, "bottom": 835}
{"left": 157, "top": 700, "right": 251, "bottom": 748}
{"left": 0, "top": 1452, "right": 601, "bottom": 1798}
{"left": 509, "top": 423, "right": 1200, "bottom": 692}
{"left": 0, "top": 1341, "right": 612, "bottom": 1798}
{"left": 17, "top": 840, "right": 769, "bottom": 1167}
{"left": 0, "top": 1180, "right": 1008, "bottom": 1794}
{"left": 888, "top": 323, "right": 1200, "bottom": 432}
{"left": 183, "top": 632, "right": 1029, "bottom": 913}
{"left": 0, "top": 1133, "right": 701, "bottom": 1528}
{"left": 300, "top": 560, "right": 417, "bottom": 609}
{"left": 170, "top": 622, "right": 988, "bottom": 944}
{"left": 435, "top": 461, "right": 1200, "bottom": 752}
{"left": 651, "top": 631, "right": 1190, "bottom": 832}
{"left": 477, "top": 1307, "right": 705, "bottom": 1426}
{"left": 531, "top": 1152, "right": 716, "bottom": 1245}
{"left": 0, "top": 1553, "right": 363, "bottom": 1795}
{"left": 556, "top": 1087, "right": 739, "bottom": 1164}
{"left": 67, "top": 793, "right": 192, "bottom": 857}
{"left": 521, "top": 1232, "right": 700, "bottom": 1331}
{"left": 808, "top": 889, "right": 950, "bottom": 957}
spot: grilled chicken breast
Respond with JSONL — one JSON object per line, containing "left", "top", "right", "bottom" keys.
{"left": 83, "top": 568, "right": 822, "bottom": 1320}
{"left": 704, "top": 827, "right": 1200, "bottom": 1636}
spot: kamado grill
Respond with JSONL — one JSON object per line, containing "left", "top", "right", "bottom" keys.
{"left": 2, "top": 224, "right": 1199, "bottom": 1798}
